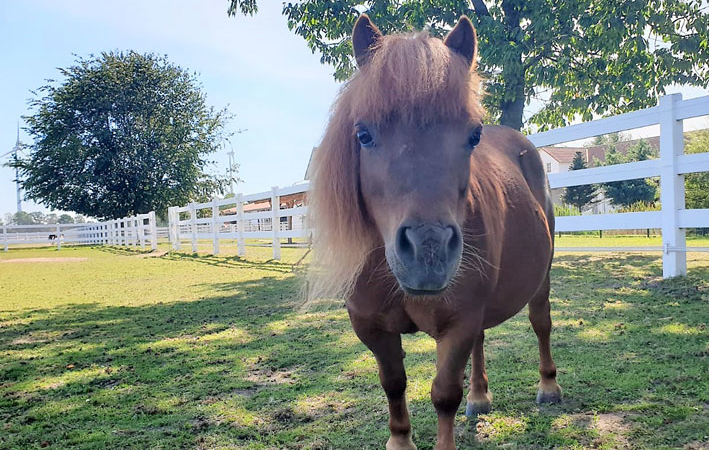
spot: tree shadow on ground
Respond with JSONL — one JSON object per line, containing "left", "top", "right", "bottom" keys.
{"left": 1, "top": 253, "right": 708, "bottom": 449}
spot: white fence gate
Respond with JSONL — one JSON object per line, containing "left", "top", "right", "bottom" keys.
{"left": 2, "top": 211, "right": 158, "bottom": 252}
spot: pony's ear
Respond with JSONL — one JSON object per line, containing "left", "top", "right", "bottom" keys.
{"left": 444, "top": 16, "right": 477, "bottom": 65}
{"left": 352, "top": 14, "right": 383, "bottom": 67}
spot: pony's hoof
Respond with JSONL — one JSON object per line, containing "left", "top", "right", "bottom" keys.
{"left": 536, "top": 385, "right": 562, "bottom": 404}
{"left": 386, "top": 434, "right": 417, "bottom": 450}
{"left": 466, "top": 390, "right": 493, "bottom": 417}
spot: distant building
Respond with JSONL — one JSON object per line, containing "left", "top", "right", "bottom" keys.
{"left": 539, "top": 137, "right": 660, "bottom": 212}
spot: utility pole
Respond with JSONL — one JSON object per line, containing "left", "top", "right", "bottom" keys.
{"left": 226, "top": 128, "right": 247, "bottom": 195}
{"left": 14, "top": 124, "right": 22, "bottom": 213}
{"left": 1, "top": 123, "right": 24, "bottom": 214}
{"left": 227, "top": 148, "right": 235, "bottom": 195}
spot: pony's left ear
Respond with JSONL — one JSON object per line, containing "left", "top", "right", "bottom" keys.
{"left": 352, "top": 14, "right": 383, "bottom": 67}
{"left": 444, "top": 16, "right": 477, "bottom": 66}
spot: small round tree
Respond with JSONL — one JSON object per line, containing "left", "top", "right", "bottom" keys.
{"left": 561, "top": 151, "right": 596, "bottom": 210}
{"left": 17, "top": 51, "right": 233, "bottom": 220}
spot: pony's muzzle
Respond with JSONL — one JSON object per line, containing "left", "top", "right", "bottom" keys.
{"left": 389, "top": 222, "right": 462, "bottom": 295}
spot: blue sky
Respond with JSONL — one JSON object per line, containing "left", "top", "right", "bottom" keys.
{"left": 0, "top": 1, "right": 341, "bottom": 217}
{"left": 1, "top": 2, "right": 707, "bottom": 218}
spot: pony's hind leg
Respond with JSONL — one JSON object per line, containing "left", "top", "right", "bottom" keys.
{"left": 528, "top": 274, "right": 562, "bottom": 404}
{"left": 465, "top": 331, "right": 493, "bottom": 417}
{"left": 350, "top": 316, "right": 416, "bottom": 450}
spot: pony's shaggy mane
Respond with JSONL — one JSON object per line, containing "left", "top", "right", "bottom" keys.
{"left": 307, "top": 30, "right": 484, "bottom": 302}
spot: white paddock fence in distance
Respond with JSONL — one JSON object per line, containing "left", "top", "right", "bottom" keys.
{"left": 531, "top": 93, "right": 709, "bottom": 278}
{"left": 2, "top": 212, "right": 159, "bottom": 252}
{"left": 164, "top": 93, "right": 708, "bottom": 279}
{"left": 167, "top": 184, "right": 309, "bottom": 259}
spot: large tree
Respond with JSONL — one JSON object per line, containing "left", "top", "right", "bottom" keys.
{"left": 228, "top": 1, "right": 709, "bottom": 131}
{"left": 15, "top": 51, "right": 234, "bottom": 220}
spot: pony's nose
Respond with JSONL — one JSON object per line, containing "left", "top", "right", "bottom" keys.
{"left": 393, "top": 223, "right": 462, "bottom": 293}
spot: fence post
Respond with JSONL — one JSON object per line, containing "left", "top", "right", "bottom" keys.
{"left": 212, "top": 198, "right": 220, "bottom": 255}
{"left": 2, "top": 225, "right": 7, "bottom": 252}
{"left": 236, "top": 193, "right": 245, "bottom": 256}
{"left": 190, "top": 202, "right": 198, "bottom": 253}
{"left": 659, "top": 93, "right": 687, "bottom": 278}
{"left": 138, "top": 215, "right": 146, "bottom": 249}
{"left": 149, "top": 211, "right": 158, "bottom": 251}
{"left": 167, "top": 207, "right": 174, "bottom": 250}
{"left": 56, "top": 224, "right": 61, "bottom": 250}
{"left": 133, "top": 217, "right": 138, "bottom": 247}
{"left": 271, "top": 186, "right": 281, "bottom": 260}
{"left": 174, "top": 209, "right": 182, "bottom": 251}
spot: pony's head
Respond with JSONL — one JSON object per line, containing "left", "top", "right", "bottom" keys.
{"left": 308, "top": 14, "right": 484, "bottom": 300}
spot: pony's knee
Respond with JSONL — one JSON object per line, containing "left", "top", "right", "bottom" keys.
{"left": 431, "top": 378, "right": 463, "bottom": 415}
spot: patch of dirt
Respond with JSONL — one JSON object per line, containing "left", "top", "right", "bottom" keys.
{"left": 0, "top": 257, "right": 88, "bottom": 263}
{"left": 245, "top": 367, "right": 298, "bottom": 385}
{"left": 571, "top": 412, "right": 633, "bottom": 449}
{"left": 686, "top": 441, "right": 709, "bottom": 450}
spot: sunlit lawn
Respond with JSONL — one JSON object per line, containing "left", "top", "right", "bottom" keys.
{"left": 1, "top": 241, "right": 708, "bottom": 449}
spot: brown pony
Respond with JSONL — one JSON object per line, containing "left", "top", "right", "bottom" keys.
{"left": 307, "top": 14, "right": 560, "bottom": 450}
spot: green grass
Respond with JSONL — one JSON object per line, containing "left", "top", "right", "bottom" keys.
{"left": 1, "top": 244, "right": 708, "bottom": 449}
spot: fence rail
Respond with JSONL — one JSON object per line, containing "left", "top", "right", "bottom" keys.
{"left": 2, "top": 212, "right": 158, "bottom": 252}
{"left": 167, "top": 184, "right": 309, "bottom": 258}
{"left": 530, "top": 93, "right": 709, "bottom": 278}
{"left": 165, "top": 94, "right": 708, "bottom": 278}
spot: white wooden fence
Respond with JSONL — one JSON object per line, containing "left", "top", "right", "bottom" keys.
{"left": 531, "top": 93, "right": 709, "bottom": 278}
{"left": 164, "top": 93, "right": 709, "bottom": 278}
{"left": 2, "top": 212, "right": 158, "bottom": 252}
{"left": 167, "top": 184, "right": 309, "bottom": 259}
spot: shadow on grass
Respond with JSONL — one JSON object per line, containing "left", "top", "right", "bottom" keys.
{"left": 160, "top": 251, "right": 298, "bottom": 274}
{"left": 93, "top": 245, "right": 157, "bottom": 257}
{"left": 1, "top": 253, "right": 708, "bottom": 449}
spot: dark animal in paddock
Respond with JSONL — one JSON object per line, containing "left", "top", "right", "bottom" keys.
{"left": 307, "top": 14, "right": 560, "bottom": 450}
{"left": 48, "top": 234, "right": 57, "bottom": 241}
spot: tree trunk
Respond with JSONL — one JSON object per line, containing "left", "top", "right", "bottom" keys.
{"left": 498, "top": 0, "right": 525, "bottom": 131}
{"left": 499, "top": 71, "right": 525, "bottom": 131}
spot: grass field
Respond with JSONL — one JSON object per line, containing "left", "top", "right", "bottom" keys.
{"left": 1, "top": 241, "right": 708, "bottom": 450}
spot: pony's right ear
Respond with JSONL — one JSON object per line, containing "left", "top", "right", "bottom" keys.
{"left": 352, "top": 14, "right": 382, "bottom": 67}
{"left": 444, "top": 16, "right": 477, "bottom": 66}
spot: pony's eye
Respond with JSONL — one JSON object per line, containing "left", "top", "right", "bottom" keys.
{"left": 468, "top": 127, "right": 482, "bottom": 149}
{"left": 356, "top": 128, "right": 375, "bottom": 148}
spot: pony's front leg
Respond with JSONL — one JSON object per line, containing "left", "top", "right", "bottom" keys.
{"left": 465, "top": 330, "right": 493, "bottom": 416}
{"left": 350, "top": 315, "right": 416, "bottom": 450}
{"left": 528, "top": 275, "right": 562, "bottom": 404}
{"left": 431, "top": 327, "right": 479, "bottom": 450}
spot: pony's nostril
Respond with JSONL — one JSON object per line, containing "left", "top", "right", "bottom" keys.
{"left": 396, "top": 226, "right": 416, "bottom": 262}
{"left": 446, "top": 226, "right": 460, "bottom": 255}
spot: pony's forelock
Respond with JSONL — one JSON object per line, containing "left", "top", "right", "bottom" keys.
{"left": 306, "top": 30, "right": 485, "bottom": 302}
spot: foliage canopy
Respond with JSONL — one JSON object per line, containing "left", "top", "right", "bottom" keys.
{"left": 15, "top": 51, "right": 233, "bottom": 220}
{"left": 229, "top": 0, "right": 709, "bottom": 131}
